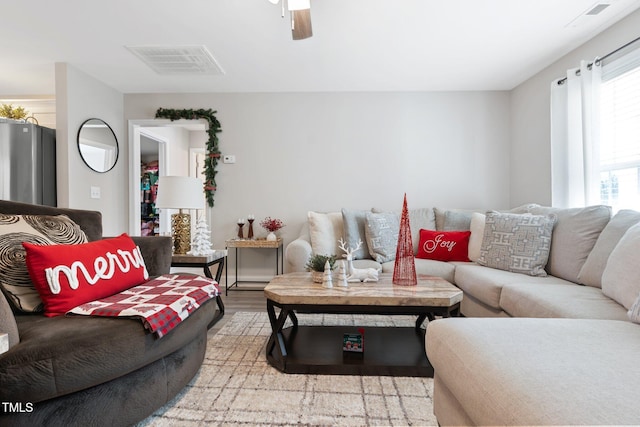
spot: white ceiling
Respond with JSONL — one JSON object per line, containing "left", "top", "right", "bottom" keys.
{"left": 1, "top": 0, "right": 640, "bottom": 95}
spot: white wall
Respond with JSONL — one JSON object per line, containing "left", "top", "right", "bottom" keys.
{"left": 142, "top": 126, "right": 190, "bottom": 175}
{"left": 125, "top": 91, "right": 510, "bottom": 276}
{"left": 510, "top": 8, "right": 640, "bottom": 207}
{"left": 55, "top": 63, "right": 126, "bottom": 236}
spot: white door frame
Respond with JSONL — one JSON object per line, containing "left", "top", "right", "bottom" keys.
{"left": 128, "top": 119, "right": 208, "bottom": 236}
{"left": 128, "top": 119, "right": 170, "bottom": 236}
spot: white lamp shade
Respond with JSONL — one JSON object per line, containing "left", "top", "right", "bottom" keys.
{"left": 155, "top": 176, "right": 204, "bottom": 210}
{"left": 288, "top": 0, "right": 310, "bottom": 11}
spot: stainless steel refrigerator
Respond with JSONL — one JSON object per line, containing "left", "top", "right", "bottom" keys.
{"left": 0, "top": 119, "right": 56, "bottom": 206}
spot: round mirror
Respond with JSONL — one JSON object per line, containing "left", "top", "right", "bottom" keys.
{"left": 77, "top": 118, "right": 119, "bottom": 173}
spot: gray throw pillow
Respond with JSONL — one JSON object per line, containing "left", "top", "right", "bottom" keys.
{"left": 477, "top": 212, "right": 557, "bottom": 276}
{"left": 435, "top": 208, "right": 477, "bottom": 231}
{"left": 341, "top": 208, "right": 371, "bottom": 260}
{"left": 408, "top": 208, "right": 436, "bottom": 254}
{"left": 373, "top": 207, "right": 435, "bottom": 255}
{"left": 578, "top": 210, "right": 640, "bottom": 288}
{"left": 443, "top": 210, "right": 473, "bottom": 231}
{"left": 0, "top": 214, "right": 88, "bottom": 312}
{"left": 364, "top": 212, "right": 400, "bottom": 263}
{"left": 529, "top": 205, "right": 611, "bottom": 282}
{"left": 434, "top": 205, "right": 540, "bottom": 230}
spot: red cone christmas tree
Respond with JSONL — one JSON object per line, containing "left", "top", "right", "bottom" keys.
{"left": 393, "top": 193, "right": 417, "bottom": 286}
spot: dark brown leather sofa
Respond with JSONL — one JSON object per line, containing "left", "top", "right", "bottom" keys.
{"left": 0, "top": 200, "right": 218, "bottom": 426}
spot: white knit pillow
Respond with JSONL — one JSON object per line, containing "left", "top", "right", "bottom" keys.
{"left": 307, "top": 211, "right": 343, "bottom": 256}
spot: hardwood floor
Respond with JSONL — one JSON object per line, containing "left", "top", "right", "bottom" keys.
{"left": 208, "top": 284, "right": 267, "bottom": 334}
{"left": 221, "top": 287, "right": 267, "bottom": 313}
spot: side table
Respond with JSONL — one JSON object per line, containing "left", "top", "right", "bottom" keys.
{"left": 171, "top": 251, "right": 227, "bottom": 329}
{"left": 225, "top": 238, "right": 283, "bottom": 296}
{"left": 171, "top": 250, "right": 227, "bottom": 282}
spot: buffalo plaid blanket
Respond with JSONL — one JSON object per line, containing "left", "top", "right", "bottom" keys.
{"left": 67, "top": 274, "right": 220, "bottom": 338}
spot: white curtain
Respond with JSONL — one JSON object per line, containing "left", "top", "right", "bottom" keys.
{"left": 550, "top": 60, "right": 602, "bottom": 208}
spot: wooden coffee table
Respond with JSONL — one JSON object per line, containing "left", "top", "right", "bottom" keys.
{"left": 264, "top": 272, "right": 462, "bottom": 377}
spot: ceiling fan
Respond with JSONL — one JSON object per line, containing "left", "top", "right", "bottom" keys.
{"left": 268, "top": 0, "right": 313, "bottom": 40}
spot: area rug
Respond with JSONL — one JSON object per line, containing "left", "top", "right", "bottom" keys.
{"left": 138, "top": 312, "right": 437, "bottom": 426}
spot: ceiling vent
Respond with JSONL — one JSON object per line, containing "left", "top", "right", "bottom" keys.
{"left": 125, "top": 45, "right": 224, "bottom": 75}
{"left": 566, "top": 2, "right": 612, "bottom": 27}
{"left": 585, "top": 3, "right": 611, "bottom": 15}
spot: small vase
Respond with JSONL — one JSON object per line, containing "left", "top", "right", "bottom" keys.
{"left": 266, "top": 231, "right": 277, "bottom": 241}
{"left": 311, "top": 271, "right": 323, "bottom": 283}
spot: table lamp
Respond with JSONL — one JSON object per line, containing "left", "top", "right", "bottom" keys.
{"left": 155, "top": 176, "right": 203, "bottom": 254}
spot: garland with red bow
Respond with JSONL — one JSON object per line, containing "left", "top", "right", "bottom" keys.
{"left": 155, "top": 108, "right": 222, "bottom": 207}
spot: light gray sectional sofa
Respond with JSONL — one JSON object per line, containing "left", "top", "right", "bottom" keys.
{"left": 285, "top": 204, "right": 640, "bottom": 425}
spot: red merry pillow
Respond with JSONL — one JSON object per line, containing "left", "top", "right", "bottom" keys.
{"left": 416, "top": 229, "right": 471, "bottom": 262}
{"left": 23, "top": 233, "right": 149, "bottom": 317}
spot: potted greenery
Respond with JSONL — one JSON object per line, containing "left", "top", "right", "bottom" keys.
{"left": 305, "top": 254, "right": 337, "bottom": 283}
{"left": 0, "top": 104, "right": 29, "bottom": 121}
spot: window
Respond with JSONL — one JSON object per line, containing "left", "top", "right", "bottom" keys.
{"left": 598, "top": 51, "right": 640, "bottom": 212}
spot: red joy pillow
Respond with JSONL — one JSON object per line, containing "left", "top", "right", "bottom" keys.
{"left": 23, "top": 233, "right": 149, "bottom": 317}
{"left": 416, "top": 229, "right": 471, "bottom": 262}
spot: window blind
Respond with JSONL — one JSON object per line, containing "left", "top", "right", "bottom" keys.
{"left": 598, "top": 52, "right": 640, "bottom": 210}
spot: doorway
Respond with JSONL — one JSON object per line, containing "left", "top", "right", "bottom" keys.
{"left": 128, "top": 119, "right": 208, "bottom": 236}
{"left": 140, "top": 134, "right": 161, "bottom": 236}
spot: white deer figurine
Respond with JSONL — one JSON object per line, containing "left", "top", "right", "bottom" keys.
{"left": 338, "top": 238, "right": 380, "bottom": 282}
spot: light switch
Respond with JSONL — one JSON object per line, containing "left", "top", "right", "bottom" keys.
{"left": 90, "top": 186, "right": 101, "bottom": 199}
{"left": 223, "top": 155, "right": 236, "bottom": 164}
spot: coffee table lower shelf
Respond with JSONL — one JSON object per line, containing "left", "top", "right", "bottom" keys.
{"left": 266, "top": 325, "right": 433, "bottom": 377}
